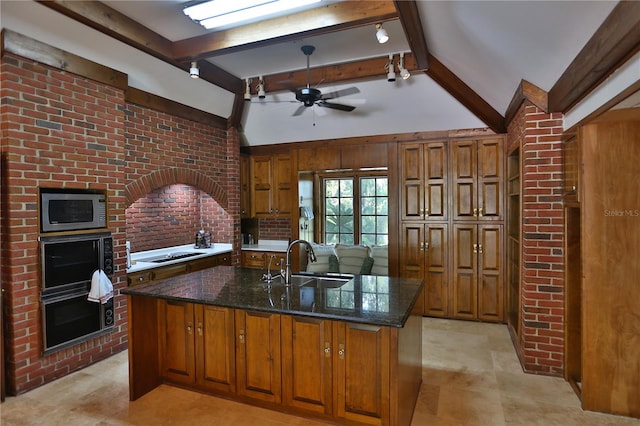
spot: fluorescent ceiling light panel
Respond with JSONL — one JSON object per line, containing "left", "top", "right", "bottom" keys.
{"left": 184, "top": 0, "right": 322, "bottom": 30}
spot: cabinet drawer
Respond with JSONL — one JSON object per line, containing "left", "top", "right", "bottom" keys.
{"left": 152, "top": 263, "right": 188, "bottom": 281}
{"left": 187, "top": 256, "right": 218, "bottom": 273}
{"left": 128, "top": 271, "right": 152, "bottom": 286}
{"left": 242, "top": 251, "right": 265, "bottom": 269}
{"left": 217, "top": 253, "right": 232, "bottom": 265}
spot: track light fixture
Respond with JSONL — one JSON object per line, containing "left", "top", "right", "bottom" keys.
{"left": 376, "top": 23, "right": 389, "bottom": 44}
{"left": 398, "top": 52, "right": 411, "bottom": 80}
{"left": 386, "top": 54, "right": 396, "bottom": 82}
{"left": 244, "top": 78, "right": 252, "bottom": 101}
{"left": 256, "top": 76, "right": 266, "bottom": 99}
{"left": 189, "top": 61, "right": 199, "bottom": 79}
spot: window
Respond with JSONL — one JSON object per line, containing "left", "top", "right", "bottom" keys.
{"left": 322, "top": 173, "right": 388, "bottom": 246}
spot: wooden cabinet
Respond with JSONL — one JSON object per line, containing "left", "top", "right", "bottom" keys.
{"left": 400, "top": 222, "right": 448, "bottom": 317}
{"left": 507, "top": 147, "right": 521, "bottom": 336}
{"left": 250, "top": 154, "right": 293, "bottom": 218}
{"left": 400, "top": 141, "right": 448, "bottom": 221}
{"left": 240, "top": 153, "right": 251, "bottom": 217}
{"left": 128, "top": 253, "right": 231, "bottom": 285}
{"left": 281, "top": 315, "right": 333, "bottom": 415}
{"left": 241, "top": 250, "right": 285, "bottom": 270}
{"left": 451, "top": 138, "right": 503, "bottom": 221}
{"left": 158, "top": 300, "right": 236, "bottom": 393}
{"left": 452, "top": 224, "right": 503, "bottom": 322}
{"left": 235, "top": 309, "right": 282, "bottom": 403}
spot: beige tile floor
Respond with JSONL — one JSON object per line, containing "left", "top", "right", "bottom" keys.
{"left": 1, "top": 318, "right": 638, "bottom": 425}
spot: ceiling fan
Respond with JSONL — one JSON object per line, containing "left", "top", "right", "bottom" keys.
{"left": 289, "top": 45, "right": 360, "bottom": 116}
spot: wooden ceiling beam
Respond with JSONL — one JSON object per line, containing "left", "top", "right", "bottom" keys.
{"left": 260, "top": 53, "right": 421, "bottom": 93}
{"left": 394, "top": 0, "right": 429, "bottom": 70}
{"left": 548, "top": 1, "right": 640, "bottom": 113}
{"left": 171, "top": 1, "right": 398, "bottom": 61}
{"left": 38, "top": 0, "right": 242, "bottom": 94}
{"left": 425, "top": 55, "right": 506, "bottom": 134}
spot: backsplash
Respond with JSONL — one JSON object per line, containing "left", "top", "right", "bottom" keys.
{"left": 126, "top": 184, "right": 232, "bottom": 252}
{"left": 258, "top": 217, "right": 292, "bottom": 241}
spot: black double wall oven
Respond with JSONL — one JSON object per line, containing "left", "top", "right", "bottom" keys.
{"left": 40, "top": 232, "right": 114, "bottom": 354}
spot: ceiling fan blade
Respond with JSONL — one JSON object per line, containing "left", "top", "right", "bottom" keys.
{"left": 317, "top": 101, "right": 355, "bottom": 112}
{"left": 292, "top": 104, "right": 307, "bottom": 116}
{"left": 320, "top": 87, "right": 360, "bottom": 100}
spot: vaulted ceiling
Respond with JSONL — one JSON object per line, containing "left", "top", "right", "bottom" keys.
{"left": 3, "top": 1, "right": 639, "bottom": 145}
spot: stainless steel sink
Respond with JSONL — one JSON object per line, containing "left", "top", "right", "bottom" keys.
{"left": 290, "top": 274, "right": 351, "bottom": 289}
{"left": 136, "top": 252, "right": 200, "bottom": 263}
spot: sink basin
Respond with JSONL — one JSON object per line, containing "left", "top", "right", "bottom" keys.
{"left": 290, "top": 274, "right": 350, "bottom": 289}
{"left": 137, "top": 252, "right": 200, "bottom": 263}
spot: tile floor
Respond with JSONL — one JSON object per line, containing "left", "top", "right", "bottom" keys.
{"left": 1, "top": 318, "right": 638, "bottom": 425}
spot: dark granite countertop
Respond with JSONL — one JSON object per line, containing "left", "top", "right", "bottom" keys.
{"left": 121, "top": 266, "right": 424, "bottom": 328}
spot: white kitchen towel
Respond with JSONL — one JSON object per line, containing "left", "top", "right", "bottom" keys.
{"left": 88, "top": 269, "right": 114, "bottom": 304}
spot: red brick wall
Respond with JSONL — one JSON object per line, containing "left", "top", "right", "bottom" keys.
{"left": 126, "top": 184, "right": 231, "bottom": 252}
{"left": 259, "top": 217, "right": 292, "bottom": 241}
{"left": 507, "top": 102, "right": 565, "bottom": 376}
{"left": 0, "top": 54, "right": 128, "bottom": 394}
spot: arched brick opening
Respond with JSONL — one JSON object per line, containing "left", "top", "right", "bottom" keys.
{"left": 125, "top": 167, "right": 228, "bottom": 209}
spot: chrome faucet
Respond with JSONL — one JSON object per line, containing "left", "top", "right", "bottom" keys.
{"left": 262, "top": 254, "right": 277, "bottom": 283}
{"left": 282, "top": 239, "right": 316, "bottom": 285}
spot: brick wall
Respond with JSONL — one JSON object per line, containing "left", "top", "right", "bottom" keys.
{"left": 0, "top": 54, "right": 128, "bottom": 394}
{"left": 507, "top": 102, "right": 565, "bottom": 376}
{"left": 126, "top": 184, "right": 231, "bottom": 252}
{"left": 259, "top": 217, "right": 292, "bottom": 241}
{"left": 123, "top": 103, "right": 237, "bottom": 261}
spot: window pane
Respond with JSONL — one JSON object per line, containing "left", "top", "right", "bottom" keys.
{"left": 361, "top": 234, "right": 376, "bottom": 246}
{"left": 376, "top": 216, "right": 388, "bottom": 234}
{"left": 340, "top": 198, "right": 353, "bottom": 215}
{"left": 376, "top": 197, "right": 388, "bottom": 215}
{"left": 361, "top": 197, "right": 375, "bottom": 215}
{"left": 361, "top": 215, "right": 375, "bottom": 233}
{"left": 339, "top": 180, "right": 353, "bottom": 197}
{"left": 376, "top": 178, "right": 388, "bottom": 196}
{"left": 361, "top": 178, "right": 375, "bottom": 196}
{"left": 339, "top": 216, "right": 353, "bottom": 233}
{"left": 340, "top": 234, "right": 354, "bottom": 245}
{"left": 325, "top": 216, "right": 339, "bottom": 233}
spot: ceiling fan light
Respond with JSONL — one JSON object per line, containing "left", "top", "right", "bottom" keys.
{"left": 189, "top": 61, "right": 199, "bottom": 79}
{"left": 376, "top": 23, "right": 389, "bottom": 44}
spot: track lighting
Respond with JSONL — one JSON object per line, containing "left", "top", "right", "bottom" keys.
{"left": 398, "top": 52, "right": 410, "bottom": 80}
{"left": 376, "top": 23, "right": 389, "bottom": 44}
{"left": 386, "top": 54, "right": 396, "bottom": 82}
{"left": 189, "top": 61, "right": 199, "bottom": 79}
{"left": 256, "top": 76, "right": 265, "bottom": 99}
{"left": 244, "top": 78, "right": 252, "bottom": 101}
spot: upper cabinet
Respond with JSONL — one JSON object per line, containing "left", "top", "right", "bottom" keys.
{"left": 451, "top": 138, "right": 504, "bottom": 221}
{"left": 400, "top": 141, "right": 448, "bottom": 221}
{"left": 250, "top": 154, "right": 293, "bottom": 218}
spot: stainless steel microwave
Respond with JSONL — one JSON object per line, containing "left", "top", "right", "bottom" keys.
{"left": 40, "top": 191, "right": 107, "bottom": 232}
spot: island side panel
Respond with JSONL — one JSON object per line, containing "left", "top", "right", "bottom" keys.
{"left": 390, "top": 314, "right": 423, "bottom": 426}
{"left": 127, "top": 295, "right": 161, "bottom": 400}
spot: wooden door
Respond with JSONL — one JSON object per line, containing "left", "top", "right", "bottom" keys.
{"left": 281, "top": 316, "right": 333, "bottom": 415}
{"left": 250, "top": 155, "right": 273, "bottom": 217}
{"left": 424, "top": 141, "right": 448, "bottom": 220}
{"left": 477, "top": 138, "right": 503, "bottom": 220}
{"left": 400, "top": 143, "right": 424, "bottom": 221}
{"left": 158, "top": 300, "right": 195, "bottom": 385}
{"left": 195, "top": 305, "right": 235, "bottom": 393}
{"left": 452, "top": 224, "right": 478, "bottom": 319}
{"left": 273, "top": 154, "right": 293, "bottom": 217}
{"left": 451, "top": 140, "right": 477, "bottom": 221}
{"left": 334, "top": 322, "right": 390, "bottom": 425}
{"left": 424, "top": 224, "right": 449, "bottom": 317}
{"left": 235, "top": 309, "right": 282, "bottom": 403}
{"left": 477, "top": 224, "right": 503, "bottom": 321}
{"left": 399, "top": 222, "right": 425, "bottom": 280}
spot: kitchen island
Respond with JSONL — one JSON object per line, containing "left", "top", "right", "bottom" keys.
{"left": 122, "top": 266, "right": 424, "bottom": 426}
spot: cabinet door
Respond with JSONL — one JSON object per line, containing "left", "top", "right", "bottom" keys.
{"left": 400, "top": 144, "right": 424, "bottom": 221}
{"left": 424, "top": 224, "right": 448, "bottom": 317}
{"left": 281, "top": 316, "right": 333, "bottom": 415}
{"left": 242, "top": 250, "right": 265, "bottom": 269}
{"left": 399, "top": 222, "right": 425, "bottom": 279}
{"left": 478, "top": 225, "right": 503, "bottom": 321}
{"left": 452, "top": 224, "right": 478, "bottom": 319}
{"left": 158, "top": 300, "right": 195, "bottom": 385}
{"left": 195, "top": 305, "right": 236, "bottom": 393}
{"left": 240, "top": 153, "right": 251, "bottom": 217}
{"left": 251, "top": 155, "right": 273, "bottom": 217}
{"left": 451, "top": 140, "right": 478, "bottom": 221}
{"left": 236, "top": 310, "right": 282, "bottom": 403}
{"left": 273, "top": 154, "right": 293, "bottom": 217}
{"left": 334, "top": 322, "right": 390, "bottom": 425}
{"left": 424, "top": 141, "right": 448, "bottom": 220}
{"left": 477, "top": 138, "right": 503, "bottom": 220}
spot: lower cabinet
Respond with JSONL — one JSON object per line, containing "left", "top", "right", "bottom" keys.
{"left": 158, "top": 300, "right": 235, "bottom": 393}
{"left": 155, "top": 301, "right": 419, "bottom": 426}
{"left": 452, "top": 224, "right": 503, "bottom": 321}
{"left": 241, "top": 250, "right": 286, "bottom": 271}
